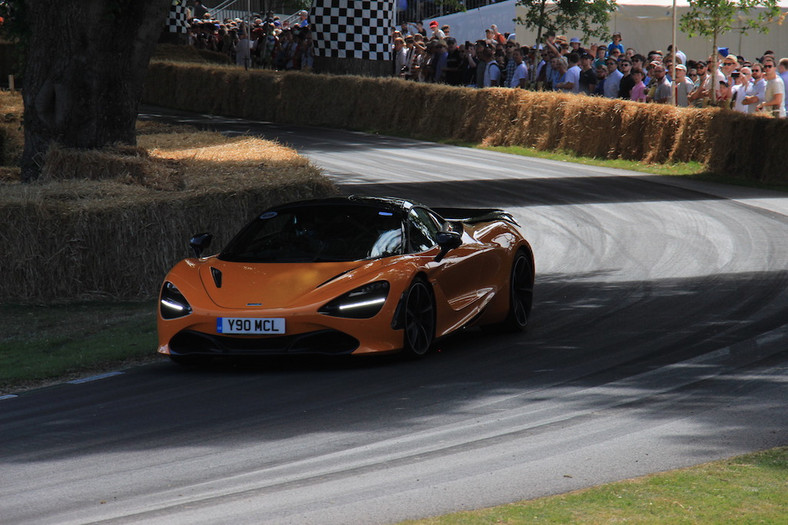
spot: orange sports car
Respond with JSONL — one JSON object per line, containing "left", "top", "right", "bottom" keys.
{"left": 157, "top": 196, "right": 534, "bottom": 362}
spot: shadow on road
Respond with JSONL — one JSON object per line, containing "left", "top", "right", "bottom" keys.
{"left": 2, "top": 269, "right": 785, "bottom": 464}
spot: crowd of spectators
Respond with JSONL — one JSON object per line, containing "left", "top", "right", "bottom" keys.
{"left": 392, "top": 23, "right": 788, "bottom": 117}
{"left": 180, "top": 0, "right": 785, "bottom": 118}
{"left": 186, "top": 4, "right": 314, "bottom": 71}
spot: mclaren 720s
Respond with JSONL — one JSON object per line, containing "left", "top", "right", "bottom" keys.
{"left": 157, "top": 196, "right": 534, "bottom": 362}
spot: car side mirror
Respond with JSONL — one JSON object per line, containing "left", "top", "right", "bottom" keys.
{"left": 189, "top": 233, "right": 213, "bottom": 258}
{"left": 434, "top": 230, "right": 462, "bottom": 262}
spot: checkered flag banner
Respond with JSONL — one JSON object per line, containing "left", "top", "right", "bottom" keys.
{"left": 311, "top": 0, "right": 395, "bottom": 60}
{"left": 167, "top": 0, "right": 188, "bottom": 34}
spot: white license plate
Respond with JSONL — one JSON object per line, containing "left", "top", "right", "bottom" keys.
{"left": 217, "top": 318, "right": 286, "bottom": 335}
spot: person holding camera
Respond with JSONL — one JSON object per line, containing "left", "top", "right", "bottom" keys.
{"left": 731, "top": 67, "right": 750, "bottom": 113}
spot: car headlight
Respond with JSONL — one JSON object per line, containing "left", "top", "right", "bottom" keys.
{"left": 160, "top": 282, "right": 192, "bottom": 319}
{"left": 319, "top": 281, "right": 389, "bottom": 319}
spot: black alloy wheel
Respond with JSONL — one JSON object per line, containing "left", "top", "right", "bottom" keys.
{"left": 402, "top": 279, "right": 436, "bottom": 357}
{"left": 504, "top": 251, "right": 534, "bottom": 331}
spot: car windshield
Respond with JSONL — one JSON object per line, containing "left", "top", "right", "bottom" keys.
{"left": 220, "top": 204, "right": 405, "bottom": 263}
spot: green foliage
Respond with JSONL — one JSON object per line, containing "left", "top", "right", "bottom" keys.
{"left": 679, "top": 0, "right": 781, "bottom": 39}
{"left": 515, "top": 0, "right": 617, "bottom": 42}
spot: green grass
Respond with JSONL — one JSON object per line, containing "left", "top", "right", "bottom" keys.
{"left": 473, "top": 144, "right": 788, "bottom": 192}
{"left": 478, "top": 144, "right": 706, "bottom": 176}
{"left": 0, "top": 301, "right": 157, "bottom": 393}
{"left": 402, "top": 447, "right": 788, "bottom": 524}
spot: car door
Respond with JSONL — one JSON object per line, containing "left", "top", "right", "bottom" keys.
{"left": 407, "top": 207, "right": 501, "bottom": 316}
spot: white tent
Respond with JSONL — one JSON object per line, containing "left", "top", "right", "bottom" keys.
{"left": 424, "top": 1, "right": 788, "bottom": 63}
{"left": 600, "top": 0, "right": 788, "bottom": 62}
{"left": 421, "top": 0, "right": 518, "bottom": 46}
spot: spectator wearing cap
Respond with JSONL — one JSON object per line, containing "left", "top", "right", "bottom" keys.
{"left": 742, "top": 62, "right": 766, "bottom": 114}
{"left": 607, "top": 32, "right": 624, "bottom": 57}
{"left": 579, "top": 52, "right": 597, "bottom": 94}
{"left": 689, "top": 56, "right": 725, "bottom": 106}
{"left": 429, "top": 21, "right": 445, "bottom": 39}
{"left": 297, "top": 10, "right": 309, "bottom": 29}
{"left": 718, "top": 53, "right": 739, "bottom": 102}
{"left": 484, "top": 29, "right": 496, "bottom": 47}
{"left": 603, "top": 57, "right": 623, "bottom": 98}
{"left": 692, "top": 60, "right": 707, "bottom": 90}
{"left": 569, "top": 37, "right": 585, "bottom": 56}
{"left": 647, "top": 62, "right": 671, "bottom": 103}
{"left": 444, "top": 38, "right": 463, "bottom": 86}
{"left": 673, "top": 64, "right": 694, "bottom": 107}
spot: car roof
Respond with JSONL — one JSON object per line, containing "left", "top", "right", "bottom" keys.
{"left": 270, "top": 195, "right": 424, "bottom": 215}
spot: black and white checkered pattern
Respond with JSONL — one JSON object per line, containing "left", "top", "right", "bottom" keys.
{"left": 311, "top": 0, "right": 395, "bottom": 60}
{"left": 166, "top": 1, "right": 188, "bottom": 34}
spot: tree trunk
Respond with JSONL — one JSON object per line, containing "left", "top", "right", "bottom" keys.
{"left": 20, "top": 0, "right": 172, "bottom": 182}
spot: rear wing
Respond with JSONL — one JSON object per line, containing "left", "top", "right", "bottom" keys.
{"left": 432, "top": 207, "right": 520, "bottom": 227}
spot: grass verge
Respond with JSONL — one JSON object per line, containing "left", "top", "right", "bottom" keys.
{"left": 402, "top": 447, "right": 788, "bottom": 524}
{"left": 475, "top": 144, "right": 788, "bottom": 192}
{"left": 0, "top": 301, "right": 156, "bottom": 393}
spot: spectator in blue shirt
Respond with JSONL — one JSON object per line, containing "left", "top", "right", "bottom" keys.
{"left": 607, "top": 32, "right": 624, "bottom": 58}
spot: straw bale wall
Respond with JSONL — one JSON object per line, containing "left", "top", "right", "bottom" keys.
{"left": 144, "top": 61, "right": 788, "bottom": 183}
{"left": 0, "top": 177, "right": 335, "bottom": 302}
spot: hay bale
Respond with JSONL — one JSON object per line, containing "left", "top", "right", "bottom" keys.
{"left": 668, "top": 107, "right": 716, "bottom": 163}
{"left": 0, "top": 127, "right": 337, "bottom": 302}
{"left": 39, "top": 143, "right": 185, "bottom": 191}
{"left": 707, "top": 111, "right": 788, "bottom": 182}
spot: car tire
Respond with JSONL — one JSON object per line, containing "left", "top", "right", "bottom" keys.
{"left": 402, "top": 278, "right": 436, "bottom": 358}
{"left": 502, "top": 250, "right": 534, "bottom": 331}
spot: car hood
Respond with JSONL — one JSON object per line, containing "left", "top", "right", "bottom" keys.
{"left": 199, "top": 259, "right": 363, "bottom": 309}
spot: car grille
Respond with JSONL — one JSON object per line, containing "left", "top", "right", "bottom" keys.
{"left": 169, "top": 329, "right": 360, "bottom": 356}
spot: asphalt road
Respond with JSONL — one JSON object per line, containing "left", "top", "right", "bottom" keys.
{"left": 1, "top": 108, "right": 786, "bottom": 524}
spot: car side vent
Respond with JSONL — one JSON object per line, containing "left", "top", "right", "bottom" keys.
{"left": 211, "top": 267, "right": 222, "bottom": 288}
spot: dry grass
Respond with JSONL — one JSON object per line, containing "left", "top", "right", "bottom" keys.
{"left": 0, "top": 91, "right": 337, "bottom": 302}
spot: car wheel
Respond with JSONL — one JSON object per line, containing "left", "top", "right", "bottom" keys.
{"left": 503, "top": 250, "right": 534, "bottom": 331}
{"left": 402, "top": 278, "right": 436, "bottom": 357}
